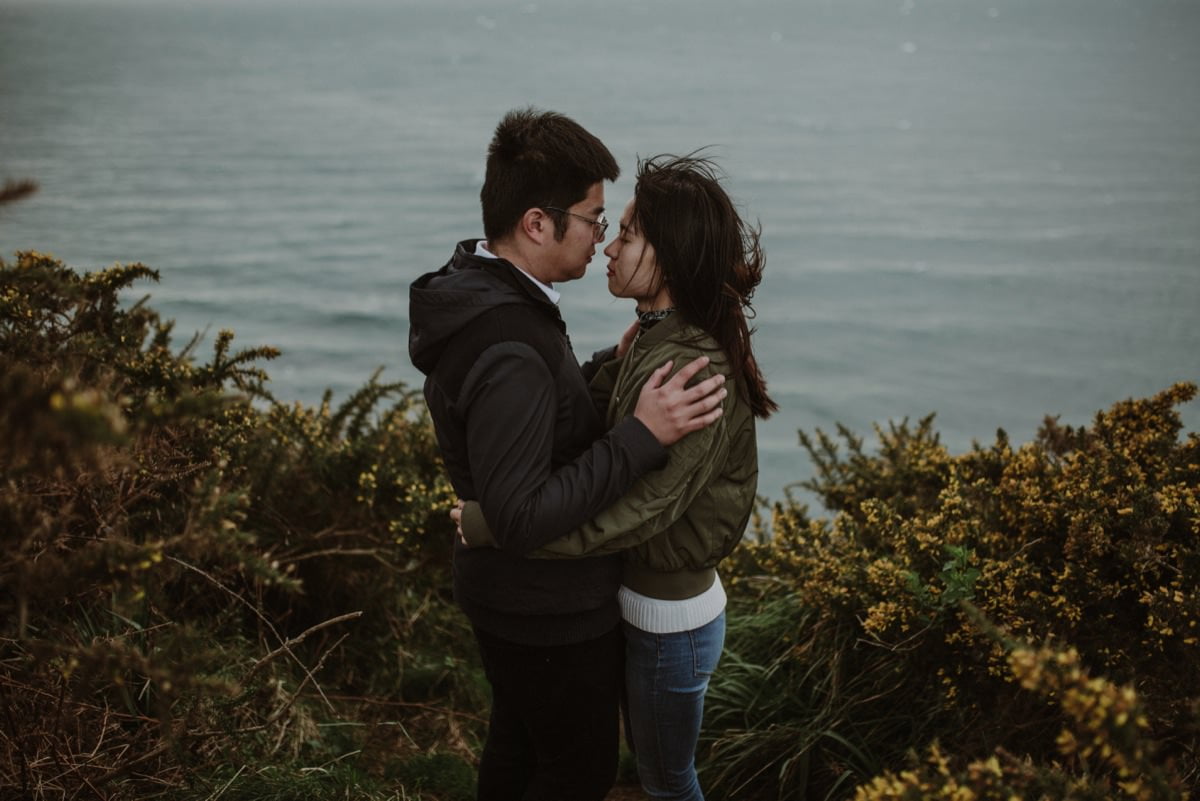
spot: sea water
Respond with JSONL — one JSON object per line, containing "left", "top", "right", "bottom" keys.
{"left": 2, "top": 0, "right": 1198, "bottom": 504}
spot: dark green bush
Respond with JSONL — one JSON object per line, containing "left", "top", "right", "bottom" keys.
{"left": 7, "top": 245, "right": 1194, "bottom": 801}
{"left": 1, "top": 252, "right": 481, "bottom": 799}
{"left": 710, "top": 387, "right": 1199, "bottom": 799}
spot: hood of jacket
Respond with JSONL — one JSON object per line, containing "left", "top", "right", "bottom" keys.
{"left": 408, "top": 239, "right": 562, "bottom": 376}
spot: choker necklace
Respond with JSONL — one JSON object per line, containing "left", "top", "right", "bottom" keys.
{"left": 636, "top": 307, "right": 675, "bottom": 330}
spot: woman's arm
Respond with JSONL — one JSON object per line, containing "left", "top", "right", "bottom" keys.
{"left": 460, "top": 370, "right": 731, "bottom": 557}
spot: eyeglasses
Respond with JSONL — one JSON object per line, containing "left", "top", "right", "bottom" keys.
{"left": 544, "top": 206, "right": 609, "bottom": 242}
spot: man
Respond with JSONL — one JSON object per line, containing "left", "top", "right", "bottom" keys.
{"left": 408, "top": 108, "right": 725, "bottom": 801}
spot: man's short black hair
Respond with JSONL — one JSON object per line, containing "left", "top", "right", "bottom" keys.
{"left": 480, "top": 108, "right": 619, "bottom": 242}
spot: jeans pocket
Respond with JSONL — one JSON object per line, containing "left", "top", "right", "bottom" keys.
{"left": 689, "top": 613, "right": 726, "bottom": 678}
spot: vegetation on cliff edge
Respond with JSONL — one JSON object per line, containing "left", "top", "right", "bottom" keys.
{"left": 2, "top": 246, "right": 1196, "bottom": 800}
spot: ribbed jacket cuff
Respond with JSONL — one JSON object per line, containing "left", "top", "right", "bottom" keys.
{"left": 460, "top": 502, "right": 494, "bottom": 548}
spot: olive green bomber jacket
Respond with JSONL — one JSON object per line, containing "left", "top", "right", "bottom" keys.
{"left": 461, "top": 312, "right": 759, "bottom": 601}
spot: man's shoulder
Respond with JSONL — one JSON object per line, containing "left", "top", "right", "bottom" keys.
{"left": 433, "top": 303, "right": 566, "bottom": 397}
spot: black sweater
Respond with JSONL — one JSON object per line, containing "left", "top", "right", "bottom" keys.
{"left": 408, "top": 240, "right": 666, "bottom": 645}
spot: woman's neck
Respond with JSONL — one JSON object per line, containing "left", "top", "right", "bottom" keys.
{"left": 636, "top": 288, "right": 674, "bottom": 313}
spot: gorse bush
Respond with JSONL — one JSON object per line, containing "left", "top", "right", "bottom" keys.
{"left": 855, "top": 638, "right": 1184, "bottom": 801}
{"left": 1, "top": 252, "right": 477, "bottom": 799}
{"left": 4, "top": 242, "right": 1195, "bottom": 801}
{"left": 709, "top": 387, "right": 1199, "bottom": 799}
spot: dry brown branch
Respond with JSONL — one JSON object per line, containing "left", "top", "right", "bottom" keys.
{"left": 245, "top": 611, "right": 362, "bottom": 682}
{"left": 260, "top": 631, "right": 349, "bottom": 728}
{"left": 89, "top": 738, "right": 174, "bottom": 789}
{"left": 205, "top": 763, "right": 247, "bottom": 801}
{"left": 279, "top": 547, "right": 387, "bottom": 563}
{"left": 166, "top": 556, "right": 340, "bottom": 711}
{"left": 0, "top": 178, "right": 38, "bottom": 206}
{"left": 188, "top": 632, "right": 352, "bottom": 740}
{"left": 165, "top": 555, "right": 284, "bottom": 648}
{"left": 323, "top": 694, "right": 488, "bottom": 724}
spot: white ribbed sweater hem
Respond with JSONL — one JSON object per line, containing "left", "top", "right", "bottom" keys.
{"left": 618, "top": 575, "right": 726, "bottom": 634}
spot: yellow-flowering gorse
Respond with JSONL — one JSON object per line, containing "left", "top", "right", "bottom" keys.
{"left": 711, "top": 387, "right": 1198, "bottom": 799}
{"left": 853, "top": 644, "right": 1186, "bottom": 801}
{"left": 1, "top": 253, "right": 474, "bottom": 798}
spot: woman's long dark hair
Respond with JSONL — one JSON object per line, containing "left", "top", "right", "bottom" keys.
{"left": 633, "top": 153, "right": 777, "bottom": 419}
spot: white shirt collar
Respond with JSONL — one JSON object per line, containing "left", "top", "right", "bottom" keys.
{"left": 474, "top": 240, "right": 561, "bottom": 305}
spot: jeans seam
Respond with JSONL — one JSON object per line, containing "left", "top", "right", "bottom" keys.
{"left": 650, "top": 632, "right": 669, "bottom": 792}
{"left": 690, "top": 629, "right": 700, "bottom": 678}
{"left": 691, "top": 627, "right": 715, "bottom": 679}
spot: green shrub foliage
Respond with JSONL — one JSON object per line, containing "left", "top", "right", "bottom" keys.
{"left": 710, "top": 387, "right": 1199, "bottom": 800}
{"left": 5, "top": 248, "right": 1196, "bottom": 801}
{"left": 1, "top": 252, "right": 477, "bottom": 799}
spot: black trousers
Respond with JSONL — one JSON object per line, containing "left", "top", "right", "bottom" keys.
{"left": 472, "top": 623, "right": 623, "bottom": 801}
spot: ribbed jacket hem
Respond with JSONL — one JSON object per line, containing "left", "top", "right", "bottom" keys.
{"left": 618, "top": 574, "right": 727, "bottom": 634}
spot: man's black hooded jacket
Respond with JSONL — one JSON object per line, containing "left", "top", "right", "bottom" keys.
{"left": 408, "top": 240, "right": 666, "bottom": 646}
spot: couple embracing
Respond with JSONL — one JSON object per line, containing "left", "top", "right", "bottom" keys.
{"left": 408, "top": 107, "right": 775, "bottom": 801}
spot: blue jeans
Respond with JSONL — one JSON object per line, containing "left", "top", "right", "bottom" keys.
{"left": 623, "top": 612, "right": 726, "bottom": 801}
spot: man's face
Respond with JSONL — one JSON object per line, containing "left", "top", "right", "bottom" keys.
{"left": 544, "top": 182, "right": 606, "bottom": 283}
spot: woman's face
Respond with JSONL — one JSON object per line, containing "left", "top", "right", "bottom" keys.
{"left": 603, "top": 199, "right": 671, "bottom": 310}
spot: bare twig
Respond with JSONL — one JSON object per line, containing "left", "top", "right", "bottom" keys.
{"left": 263, "top": 632, "right": 349, "bottom": 722}
{"left": 89, "top": 740, "right": 173, "bottom": 788}
{"left": 164, "top": 554, "right": 337, "bottom": 706}
{"left": 204, "top": 763, "right": 246, "bottom": 801}
{"left": 165, "top": 555, "right": 283, "bottom": 644}
{"left": 280, "top": 548, "right": 385, "bottom": 563}
{"left": 244, "top": 611, "right": 362, "bottom": 682}
{"left": 191, "top": 632, "right": 353, "bottom": 739}
{"left": 0, "top": 679, "right": 31, "bottom": 795}
{"left": 0, "top": 178, "right": 38, "bottom": 206}
{"left": 323, "top": 694, "right": 488, "bottom": 724}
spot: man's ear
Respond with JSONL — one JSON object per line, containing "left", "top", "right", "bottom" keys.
{"left": 520, "top": 207, "right": 551, "bottom": 245}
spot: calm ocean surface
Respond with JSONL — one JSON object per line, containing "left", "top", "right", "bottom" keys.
{"left": 3, "top": 0, "right": 1198, "bottom": 504}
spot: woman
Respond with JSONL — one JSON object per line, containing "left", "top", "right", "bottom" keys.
{"left": 457, "top": 153, "right": 775, "bottom": 801}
